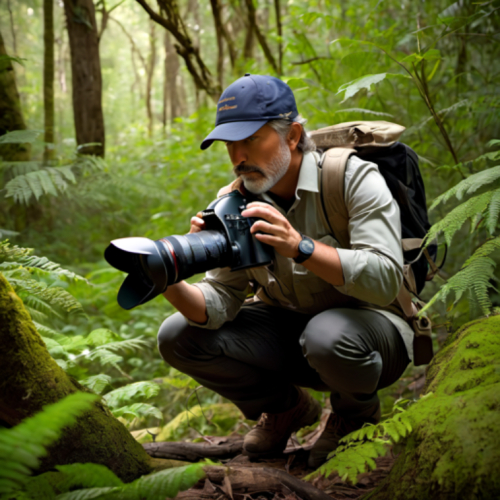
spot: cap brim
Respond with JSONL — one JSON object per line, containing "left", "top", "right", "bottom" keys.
{"left": 200, "top": 120, "right": 268, "bottom": 150}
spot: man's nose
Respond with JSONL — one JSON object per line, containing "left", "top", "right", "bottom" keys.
{"left": 229, "top": 142, "right": 248, "bottom": 165}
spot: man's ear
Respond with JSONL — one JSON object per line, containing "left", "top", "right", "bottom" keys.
{"left": 287, "top": 122, "right": 302, "bottom": 152}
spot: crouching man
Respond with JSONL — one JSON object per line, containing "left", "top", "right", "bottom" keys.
{"left": 157, "top": 74, "right": 412, "bottom": 468}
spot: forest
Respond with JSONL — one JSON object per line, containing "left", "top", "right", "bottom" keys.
{"left": 0, "top": 0, "right": 499, "bottom": 498}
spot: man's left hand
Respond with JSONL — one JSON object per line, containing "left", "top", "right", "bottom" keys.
{"left": 241, "top": 202, "right": 302, "bottom": 259}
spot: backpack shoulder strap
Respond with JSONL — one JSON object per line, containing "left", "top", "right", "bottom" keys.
{"left": 320, "top": 147, "right": 356, "bottom": 248}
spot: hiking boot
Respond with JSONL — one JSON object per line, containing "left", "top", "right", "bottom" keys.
{"left": 243, "top": 388, "right": 321, "bottom": 458}
{"left": 308, "top": 406, "right": 381, "bottom": 469}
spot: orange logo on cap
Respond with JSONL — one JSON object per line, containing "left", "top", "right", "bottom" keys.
{"left": 219, "top": 104, "right": 238, "bottom": 112}
{"left": 219, "top": 96, "right": 236, "bottom": 104}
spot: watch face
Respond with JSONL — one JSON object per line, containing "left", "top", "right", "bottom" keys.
{"left": 299, "top": 238, "right": 314, "bottom": 256}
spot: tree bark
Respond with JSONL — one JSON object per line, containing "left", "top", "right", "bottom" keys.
{"left": 0, "top": 272, "right": 152, "bottom": 482}
{"left": 162, "top": 30, "right": 180, "bottom": 132}
{"left": 43, "top": 0, "right": 55, "bottom": 161}
{"left": 135, "top": 0, "right": 221, "bottom": 101}
{"left": 0, "top": 29, "right": 30, "bottom": 162}
{"left": 368, "top": 315, "right": 500, "bottom": 499}
{"left": 62, "top": 0, "right": 105, "bottom": 157}
{"left": 146, "top": 21, "right": 157, "bottom": 137}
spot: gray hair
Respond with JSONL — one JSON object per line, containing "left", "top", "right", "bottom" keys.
{"left": 267, "top": 116, "right": 317, "bottom": 154}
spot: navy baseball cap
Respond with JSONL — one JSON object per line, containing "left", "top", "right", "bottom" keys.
{"left": 200, "top": 74, "right": 299, "bottom": 150}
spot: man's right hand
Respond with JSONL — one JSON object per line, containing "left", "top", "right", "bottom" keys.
{"left": 190, "top": 212, "right": 205, "bottom": 233}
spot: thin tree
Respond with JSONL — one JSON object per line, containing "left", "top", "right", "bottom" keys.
{"left": 62, "top": 0, "right": 106, "bottom": 157}
{"left": 43, "top": 0, "right": 55, "bottom": 161}
{"left": 0, "top": 29, "right": 30, "bottom": 162}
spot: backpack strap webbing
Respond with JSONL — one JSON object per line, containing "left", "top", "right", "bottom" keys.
{"left": 320, "top": 147, "right": 356, "bottom": 249}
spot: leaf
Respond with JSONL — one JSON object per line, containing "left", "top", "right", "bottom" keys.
{"left": 111, "top": 403, "right": 163, "bottom": 421}
{"left": 103, "top": 381, "right": 160, "bottom": 409}
{"left": 0, "top": 130, "right": 43, "bottom": 144}
{"left": 0, "top": 393, "right": 97, "bottom": 494}
{"left": 79, "top": 374, "right": 112, "bottom": 395}
{"left": 337, "top": 73, "right": 410, "bottom": 102}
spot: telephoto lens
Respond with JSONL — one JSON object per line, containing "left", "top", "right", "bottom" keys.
{"left": 105, "top": 190, "right": 273, "bottom": 310}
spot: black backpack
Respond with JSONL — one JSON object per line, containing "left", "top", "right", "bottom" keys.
{"left": 312, "top": 121, "right": 441, "bottom": 296}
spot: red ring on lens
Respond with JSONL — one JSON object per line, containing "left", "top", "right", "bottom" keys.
{"left": 161, "top": 239, "right": 179, "bottom": 283}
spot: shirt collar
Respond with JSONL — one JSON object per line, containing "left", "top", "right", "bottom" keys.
{"left": 295, "top": 151, "right": 320, "bottom": 196}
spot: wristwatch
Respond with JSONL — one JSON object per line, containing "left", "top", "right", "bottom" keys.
{"left": 293, "top": 234, "right": 315, "bottom": 264}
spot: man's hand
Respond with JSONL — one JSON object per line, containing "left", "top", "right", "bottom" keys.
{"left": 241, "top": 202, "right": 302, "bottom": 259}
{"left": 190, "top": 212, "right": 205, "bottom": 233}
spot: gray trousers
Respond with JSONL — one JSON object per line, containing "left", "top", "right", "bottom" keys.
{"left": 158, "top": 303, "right": 410, "bottom": 421}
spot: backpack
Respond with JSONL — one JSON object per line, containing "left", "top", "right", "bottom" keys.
{"left": 311, "top": 121, "right": 440, "bottom": 365}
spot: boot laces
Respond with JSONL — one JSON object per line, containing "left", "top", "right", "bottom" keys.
{"left": 256, "top": 413, "right": 277, "bottom": 430}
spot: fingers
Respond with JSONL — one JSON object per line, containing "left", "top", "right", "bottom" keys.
{"left": 241, "top": 203, "right": 284, "bottom": 225}
{"left": 189, "top": 214, "right": 205, "bottom": 234}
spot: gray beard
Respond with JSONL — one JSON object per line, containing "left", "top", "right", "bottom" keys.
{"left": 241, "top": 139, "right": 291, "bottom": 195}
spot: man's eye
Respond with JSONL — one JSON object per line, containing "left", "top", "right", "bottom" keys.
{"left": 246, "top": 136, "right": 257, "bottom": 142}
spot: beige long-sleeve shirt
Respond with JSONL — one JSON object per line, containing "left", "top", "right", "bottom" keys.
{"left": 189, "top": 151, "right": 414, "bottom": 360}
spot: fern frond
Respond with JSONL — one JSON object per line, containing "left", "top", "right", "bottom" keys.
{"left": 5, "top": 167, "right": 77, "bottom": 204}
{"left": 486, "top": 189, "right": 500, "bottom": 234}
{"left": 430, "top": 165, "right": 500, "bottom": 210}
{"left": 79, "top": 374, "right": 112, "bottom": 395}
{"left": 0, "top": 241, "right": 86, "bottom": 282}
{"left": 95, "top": 337, "right": 150, "bottom": 354}
{"left": 425, "top": 189, "right": 498, "bottom": 246}
{"left": 422, "top": 237, "right": 500, "bottom": 316}
{"left": 8, "top": 278, "right": 85, "bottom": 317}
{"left": 33, "top": 321, "right": 59, "bottom": 338}
{"left": 54, "top": 463, "right": 205, "bottom": 500}
{"left": 103, "top": 381, "right": 160, "bottom": 409}
{"left": 0, "top": 129, "right": 43, "bottom": 144}
{"left": 0, "top": 393, "right": 97, "bottom": 495}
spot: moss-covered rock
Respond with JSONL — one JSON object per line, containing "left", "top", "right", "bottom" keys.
{"left": 367, "top": 315, "right": 500, "bottom": 499}
{"left": 0, "top": 272, "right": 152, "bottom": 482}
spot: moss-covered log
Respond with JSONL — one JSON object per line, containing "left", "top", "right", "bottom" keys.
{"left": 367, "top": 315, "right": 500, "bottom": 500}
{"left": 0, "top": 272, "right": 151, "bottom": 482}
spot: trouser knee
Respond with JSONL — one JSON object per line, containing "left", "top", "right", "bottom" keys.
{"left": 300, "top": 314, "right": 382, "bottom": 396}
{"left": 157, "top": 312, "right": 191, "bottom": 368}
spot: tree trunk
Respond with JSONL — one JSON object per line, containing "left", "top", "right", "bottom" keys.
{"left": 0, "top": 29, "right": 30, "bottom": 162}
{"left": 43, "top": 0, "right": 55, "bottom": 161}
{"left": 367, "top": 315, "right": 500, "bottom": 499}
{"left": 146, "top": 21, "right": 157, "bottom": 138}
{"left": 0, "top": 272, "right": 152, "bottom": 482}
{"left": 162, "top": 30, "right": 180, "bottom": 132}
{"left": 62, "top": 0, "right": 105, "bottom": 157}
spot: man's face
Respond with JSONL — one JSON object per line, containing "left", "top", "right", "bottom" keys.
{"left": 225, "top": 124, "right": 291, "bottom": 195}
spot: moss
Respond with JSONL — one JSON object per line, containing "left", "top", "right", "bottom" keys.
{"left": 0, "top": 273, "right": 152, "bottom": 482}
{"left": 367, "top": 315, "right": 500, "bottom": 500}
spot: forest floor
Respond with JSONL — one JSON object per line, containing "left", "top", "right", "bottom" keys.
{"left": 145, "top": 410, "right": 397, "bottom": 500}
{"left": 144, "top": 371, "right": 428, "bottom": 499}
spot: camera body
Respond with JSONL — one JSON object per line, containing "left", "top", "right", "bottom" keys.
{"left": 105, "top": 190, "right": 273, "bottom": 310}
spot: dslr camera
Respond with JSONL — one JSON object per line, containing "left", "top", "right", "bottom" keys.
{"left": 105, "top": 190, "right": 273, "bottom": 310}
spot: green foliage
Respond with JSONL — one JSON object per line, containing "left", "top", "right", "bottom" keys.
{"left": 422, "top": 237, "right": 500, "bottom": 316}
{"left": 307, "top": 400, "right": 413, "bottom": 485}
{"left": 0, "top": 393, "right": 203, "bottom": 500}
{"left": 423, "top": 142, "right": 500, "bottom": 317}
{"left": 0, "top": 393, "right": 97, "bottom": 496}
{"left": 103, "top": 381, "right": 161, "bottom": 409}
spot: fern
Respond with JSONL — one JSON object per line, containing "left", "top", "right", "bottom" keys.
{"left": 53, "top": 463, "right": 205, "bottom": 500}
{"left": 306, "top": 401, "right": 413, "bottom": 485}
{"left": 7, "top": 278, "right": 85, "bottom": 317}
{"left": 103, "top": 381, "right": 160, "bottom": 409}
{"left": 79, "top": 375, "right": 112, "bottom": 395}
{"left": 430, "top": 165, "right": 500, "bottom": 210}
{"left": 111, "top": 403, "right": 163, "bottom": 421}
{"left": 5, "top": 167, "right": 77, "bottom": 204}
{"left": 421, "top": 237, "right": 500, "bottom": 316}
{"left": 0, "top": 393, "right": 97, "bottom": 495}
{"left": 0, "top": 241, "right": 86, "bottom": 282}
{"left": 425, "top": 189, "right": 498, "bottom": 246}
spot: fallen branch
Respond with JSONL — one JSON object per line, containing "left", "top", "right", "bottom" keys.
{"left": 143, "top": 437, "right": 244, "bottom": 462}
